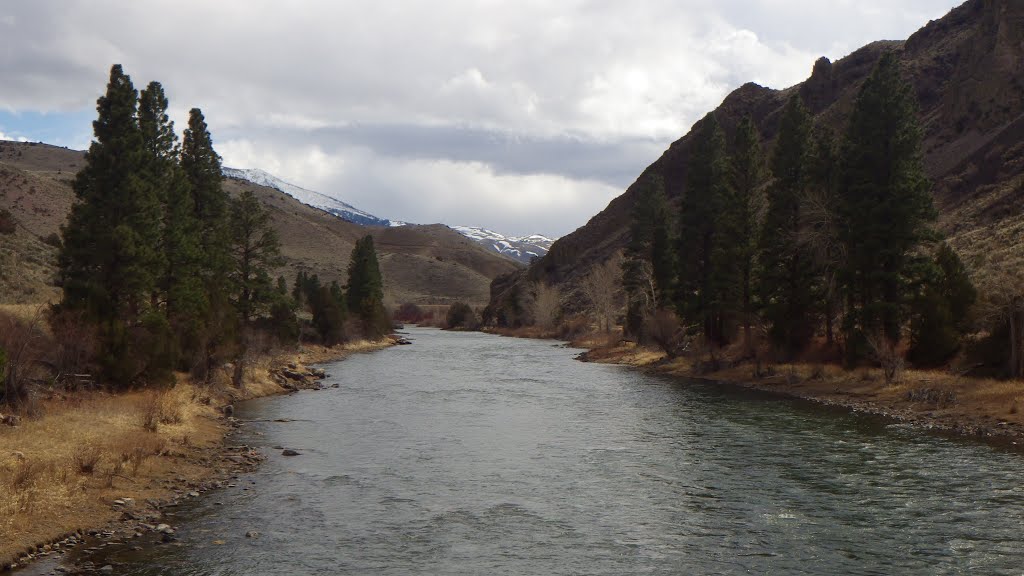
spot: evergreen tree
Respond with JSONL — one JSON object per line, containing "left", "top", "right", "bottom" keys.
{"left": 312, "top": 285, "right": 347, "bottom": 345}
{"left": 908, "top": 243, "right": 977, "bottom": 366}
{"left": 181, "top": 108, "right": 231, "bottom": 377}
{"left": 182, "top": 108, "right": 228, "bottom": 267}
{"left": 228, "top": 190, "right": 283, "bottom": 327}
{"left": 802, "top": 127, "right": 841, "bottom": 346}
{"left": 292, "top": 271, "right": 307, "bottom": 310}
{"left": 677, "top": 112, "right": 735, "bottom": 344}
{"left": 837, "top": 51, "right": 936, "bottom": 362}
{"left": 227, "top": 190, "right": 283, "bottom": 384}
{"left": 729, "top": 115, "right": 765, "bottom": 354}
{"left": 621, "top": 174, "right": 675, "bottom": 339}
{"left": 758, "top": 95, "right": 817, "bottom": 358}
{"left": 139, "top": 81, "right": 204, "bottom": 369}
{"left": 58, "top": 64, "right": 164, "bottom": 385}
{"left": 345, "top": 235, "right": 389, "bottom": 339}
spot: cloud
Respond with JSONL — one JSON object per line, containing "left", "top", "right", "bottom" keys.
{"left": 0, "top": 0, "right": 962, "bottom": 235}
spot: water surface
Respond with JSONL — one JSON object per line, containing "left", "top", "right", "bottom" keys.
{"left": 76, "top": 327, "right": 1024, "bottom": 574}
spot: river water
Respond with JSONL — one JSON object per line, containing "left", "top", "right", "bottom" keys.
{"left": 61, "top": 328, "right": 1024, "bottom": 574}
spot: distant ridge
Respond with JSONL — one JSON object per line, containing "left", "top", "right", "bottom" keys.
{"left": 223, "top": 166, "right": 553, "bottom": 263}
{"left": 222, "top": 167, "right": 400, "bottom": 227}
{"left": 451, "top": 226, "right": 555, "bottom": 264}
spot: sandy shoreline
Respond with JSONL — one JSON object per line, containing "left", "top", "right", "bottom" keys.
{"left": 0, "top": 339, "right": 394, "bottom": 572}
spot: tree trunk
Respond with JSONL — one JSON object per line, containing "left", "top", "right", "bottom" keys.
{"left": 1011, "top": 297, "right": 1024, "bottom": 379}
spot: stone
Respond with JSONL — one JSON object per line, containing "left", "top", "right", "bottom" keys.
{"left": 245, "top": 530, "right": 260, "bottom": 538}
{"left": 100, "top": 565, "right": 114, "bottom": 573}
{"left": 281, "top": 449, "right": 301, "bottom": 457}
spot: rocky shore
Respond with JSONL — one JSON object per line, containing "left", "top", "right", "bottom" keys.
{"left": 579, "top": 343, "right": 1024, "bottom": 450}
{"left": 1, "top": 338, "right": 397, "bottom": 573}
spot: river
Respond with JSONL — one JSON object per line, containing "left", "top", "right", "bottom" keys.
{"left": 50, "top": 327, "right": 1024, "bottom": 574}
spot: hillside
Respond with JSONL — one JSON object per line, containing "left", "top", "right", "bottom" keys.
{"left": 224, "top": 167, "right": 554, "bottom": 263}
{"left": 489, "top": 0, "right": 1024, "bottom": 318}
{"left": 0, "top": 142, "right": 519, "bottom": 307}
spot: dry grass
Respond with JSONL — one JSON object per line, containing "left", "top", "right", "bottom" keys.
{"left": 0, "top": 383, "right": 223, "bottom": 564}
{"left": 586, "top": 340, "right": 1024, "bottom": 433}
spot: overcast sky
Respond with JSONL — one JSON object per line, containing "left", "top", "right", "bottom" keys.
{"left": 0, "top": 1, "right": 961, "bottom": 237}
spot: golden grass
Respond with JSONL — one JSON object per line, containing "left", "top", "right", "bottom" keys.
{"left": 0, "top": 383, "right": 222, "bottom": 564}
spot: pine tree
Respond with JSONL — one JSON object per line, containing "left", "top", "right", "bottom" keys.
{"left": 227, "top": 190, "right": 283, "bottom": 384}
{"left": 837, "top": 51, "right": 936, "bottom": 362}
{"left": 908, "top": 243, "right": 976, "bottom": 366}
{"left": 181, "top": 108, "right": 231, "bottom": 377}
{"left": 138, "top": 81, "right": 205, "bottom": 369}
{"left": 182, "top": 108, "right": 228, "bottom": 266}
{"left": 729, "top": 115, "right": 764, "bottom": 354}
{"left": 312, "top": 285, "right": 347, "bottom": 345}
{"left": 292, "top": 271, "right": 307, "bottom": 310}
{"left": 802, "top": 127, "right": 841, "bottom": 346}
{"left": 758, "top": 95, "right": 816, "bottom": 358}
{"left": 677, "top": 112, "right": 734, "bottom": 344}
{"left": 228, "top": 190, "right": 283, "bottom": 327}
{"left": 58, "top": 64, "right": 164, "bottom": 385}
{"left": 346, "top": 235, "right": 389, "bottom": 339}
{"left": 622, "top": 175, "right": 672, "bottom": 339}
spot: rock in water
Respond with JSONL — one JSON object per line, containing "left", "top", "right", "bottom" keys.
{"left": 281, "top": 449, "right": 301, "bottom": 457}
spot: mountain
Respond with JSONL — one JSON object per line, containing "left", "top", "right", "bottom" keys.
{"left": 0, "top": 142, "right": 519, "bottom": 306}
{"left": 222, "top": 167, "right": 399, "bottom": 227}
{"left": 488, "top": 0, "right": 1024, "bottom": 320}
{"left": 451, "top": 226, "right": 555, "bottom": 264}
{"left": 223, "top": 167, "right": 553, "bottom": 262}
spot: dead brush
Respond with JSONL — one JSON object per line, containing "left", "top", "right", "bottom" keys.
{"left": 9, "top": 459, "right": 47, "bottom": 491}
{"left": 121, "top": 436, "right": 167, "bottom": 476}
{"left": 140, "top": 389, "right": 184, "bottom": 432}
{"left": 72, "top": 445, "right": 101, "bottom": 475}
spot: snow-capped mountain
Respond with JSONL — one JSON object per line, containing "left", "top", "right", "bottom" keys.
{"left": 223, "top": 167, "right": 552, "bottom": 263}
{"left": 223, "top": 167, "right": 401, "bottom": 227}
{"left": 451, "top": 226, "right": 555, "bottom": 264}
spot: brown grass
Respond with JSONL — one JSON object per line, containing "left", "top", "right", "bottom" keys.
{"left": 584, "top": 340, "right": 1024, "bottom": 436}
{"left": 0, "top": 383, "right": 223, "bottom": 565}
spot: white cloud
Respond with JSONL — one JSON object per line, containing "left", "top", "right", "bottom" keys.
{"left": 0, "top": 0, "right": 962, "bottom": 234}
{"left": 0, "top": 130, "right": 28, "bottom": 142}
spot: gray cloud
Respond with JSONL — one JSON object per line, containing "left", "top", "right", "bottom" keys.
{"left": 0, "top": 0, "right": 962, "bottom": 236}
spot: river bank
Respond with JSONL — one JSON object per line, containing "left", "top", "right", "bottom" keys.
{"left": 0, "top": 338, "right": 393, "bottom": 572}
{"left": 579, "top": 341, "right": 1024, "bottom": 447}
{"left": 483, "top": 326, "right": 1024, "bottom": 446}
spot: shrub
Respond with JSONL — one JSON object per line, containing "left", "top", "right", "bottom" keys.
{"left": 0, "top": 209, "right": 15, "bottom": 235}
{"left": 42, "top": 232, "right": 62, "bottom": 248}
{"left": 645, "top": 309, "right": 690, "bottom": 358}
{"left": 73, "top": 446, "right": 102, "bottom": 475}
{"left": 446, "top": 302, "right": 478, "bottom": 330}
{"left": 394, "top": 303, "right": 425, "bottom": 324}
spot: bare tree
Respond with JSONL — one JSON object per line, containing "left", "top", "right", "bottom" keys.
{"left": 532, "top": 282, "right": 560, "bottom": 330}
{"left": 0, "top": 307, "right": 48, "bottom": 410}
{"left": 581, "top": 254, "right": 623, "bottom": 333}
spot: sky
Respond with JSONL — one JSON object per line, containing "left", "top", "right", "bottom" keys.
{"left": 0, "top": 1, "right": 962, "bottom": 237}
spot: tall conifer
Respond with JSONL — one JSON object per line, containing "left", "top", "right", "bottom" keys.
{"left": 677, "top": 113, "right": 734, "bottom": 344}
{"left": 58, "top": 64, "right": 164, "bottom": 385}
{"left": 837, "top": 52, "right": 936, "bottom": 360}
{"left": 729, "top": 115, "right": 764, "bottom": 353}
{"left": 758, "top": 95, "right": 816, "bottom": 358}
{"left": 346, "top": 235, "right": 389, "bottom": 339}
